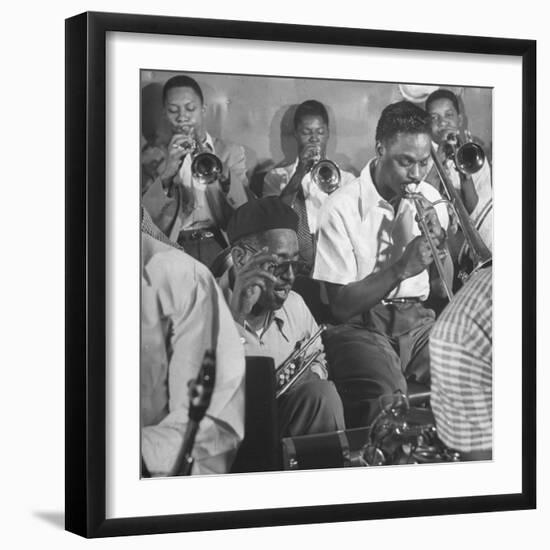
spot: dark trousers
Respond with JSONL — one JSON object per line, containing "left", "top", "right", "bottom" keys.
{"left": 277, "top": 369, "right": 345, "bottom": 437}
{"left": 324, "top": 303, "right": 435, "bottom": 428}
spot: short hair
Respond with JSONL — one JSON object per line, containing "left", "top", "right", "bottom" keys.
{"left": 162, "top": 75, "right": 204, "bottom": 105}
{"left": 375, "top": 100, "right": 432, "bottom": 144}
{"left": 425, "top": 89, "right": 460, "bottom": 114}
{"left": 293, "top": 100, "right": 329, "bottom": 129}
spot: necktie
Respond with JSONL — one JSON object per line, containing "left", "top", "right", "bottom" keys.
{"left": 293, "top": 185, "right": 314, "bottom": 273}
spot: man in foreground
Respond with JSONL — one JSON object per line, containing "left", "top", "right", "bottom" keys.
{"left": 430, "top": 266, "right": 493, "bottom": 461}
{"left": 141, "top": 209, "right": 246, "bottom": 476}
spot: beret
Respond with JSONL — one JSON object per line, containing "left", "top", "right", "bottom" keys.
{"left": 226, "top": 197, "right": 298, "bottom": 244}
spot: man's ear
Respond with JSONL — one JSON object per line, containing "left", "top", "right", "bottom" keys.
{"left": 375, "top": 140, "right": 384, "bottom": 159}
{"left": 231, "top": 246, "right": 245, "bottom": 270}
{"left": 457, "top": 113, "right": 464, "bottom": 129}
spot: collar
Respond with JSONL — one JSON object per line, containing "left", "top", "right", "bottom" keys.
{"left": 243, "top": 308, "right": 290, "bottom": 342}
{"left": 358, "top": 158, "right": 393, "bottom": 221}
{"left": 201, "top": 132, "right": 215, "bottom": 153}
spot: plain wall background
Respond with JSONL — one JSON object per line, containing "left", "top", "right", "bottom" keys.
{"left": 142, "top": 70, "right": 493, "bottom": 194}
{"left": 0, "top": 1, "right": 546, "bottom": 548}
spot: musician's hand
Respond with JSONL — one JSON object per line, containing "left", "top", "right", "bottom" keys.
{"left": 217, "top": 165, "right": 231, "bottom": 194}
{"left": 447, "top": 203, "right": 459, "bottom": 234}
{"left": 397, "top": 236, "right": 434, "bottom": 280}
{"left": 437, "top": 127, "right": 459, "bottom": 155}
{"left": 159, "top": 134, "right": 192, "bottom": 188}
{"left": 415, "top": 199, "right": 446, "bottom": 249}
{"left": 230, "top": 248, "right": 280, "bottom": 322}
{"left": 297, "top": 144, "right": 320, "bottom": 172}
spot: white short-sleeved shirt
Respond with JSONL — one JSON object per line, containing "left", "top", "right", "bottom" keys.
{"left": 313, "top": 159, "right": 449, "bottom": 301}
{"left": 263, "top": 159, "right": 356, "bottom": 233}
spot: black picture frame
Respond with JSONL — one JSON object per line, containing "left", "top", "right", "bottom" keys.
{"left": 65, "top": 11, "right": 536, "bottom": 538}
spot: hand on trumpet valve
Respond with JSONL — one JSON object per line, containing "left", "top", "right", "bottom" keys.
{"left": 414, "top": 197, "right": 446, "bottom": 249}
{"left": 159, "top": 133, "right": 193, "bottom": 187}
{"left": 397, "top": 236, "right": 436, "bottom": 280}
{"left": 298, "top": 144, "right": 321, "bottom": 172}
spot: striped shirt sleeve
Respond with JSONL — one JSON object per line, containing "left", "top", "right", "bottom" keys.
{"left": 429, "top": 267, "right": 493, "bottom": 453}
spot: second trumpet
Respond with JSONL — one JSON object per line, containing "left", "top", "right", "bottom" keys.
{"left": 175, "top": 126, "right": 223, "bottom": 185}
{"left": 307, "top": 147, "right": 341, "bottom": 194}
{"left": 275, "top": 324, "right": 327, "bottom": 399}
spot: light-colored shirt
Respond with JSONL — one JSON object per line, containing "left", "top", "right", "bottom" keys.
{"left": 430, "top": 266, "right": 492, "bottom": 453}
{"left": 263, "top": 159, "right": 356, "bottom": 233}
{"left": 226, "top": 289, "right": 328, "bottom": 380}
{"left": 141, "top": 232, "right": 246, "bottom": 476}
{"left": 313, "top": 159, "right": 449, "bottom": 300}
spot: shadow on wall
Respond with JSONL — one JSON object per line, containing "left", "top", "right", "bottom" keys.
{"left": 141, "top": 82, "right": 164, "bottom": 143}
{"left": 141, "top": 75, "right": 493, "bottom": 192}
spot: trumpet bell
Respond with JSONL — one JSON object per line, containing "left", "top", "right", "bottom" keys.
{"left": 311, "top": 159, "right": 341, "bottom": 194}
{"left": 455, "top": 142, "right": 485, "bottom": 175}
{"left": 191, "top": 152, "right": 223, "bottom": 185}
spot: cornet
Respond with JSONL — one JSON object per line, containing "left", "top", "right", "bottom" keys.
{"left": 275, "top": 324, "right": 326, "bottom": 399}
{"left": 174, "top": 126, "right": 223, "bottom": 185}
{"left": 307, "top": 147, "right": 341, "bottom": 195}
{"left": 401, "top": 184, "right": 454, "bottom": 301}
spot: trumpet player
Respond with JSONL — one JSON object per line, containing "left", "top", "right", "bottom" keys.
{"left": 141, "top": 74, "right": 250, "bottom": 266}
{"left": 263, "top": 100, "right": 356, "bottom": 272}
{"left": 425, "top": 89, "right": 493, "bottom": 253}
{"left": 314, "top": 101, "right": 451, "bottom": 428}
{"left": 223, "top": 197, "right": 345, "bottom": 437}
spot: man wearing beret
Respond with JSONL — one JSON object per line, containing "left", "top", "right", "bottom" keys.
{"left": 224, "top": 197, "right": 345, "bottom": 437}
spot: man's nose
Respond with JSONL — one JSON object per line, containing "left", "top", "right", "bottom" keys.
{"left": 280, "top": 263, "right": 296, "bottom": 282}
{"left": 408, "top": 163, "right": 421, "bottom": 182}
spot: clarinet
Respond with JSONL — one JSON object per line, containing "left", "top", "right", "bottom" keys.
{"left": 170, "top": 349, "right": 216, "bottom": 476}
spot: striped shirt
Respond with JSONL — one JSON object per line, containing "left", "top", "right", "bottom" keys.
{"left": 430, "top": 266, "right": 492, "bottom": 452}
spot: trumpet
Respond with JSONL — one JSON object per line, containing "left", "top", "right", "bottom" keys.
{"left": 441, "top": 130, "right": 485, "bottom": 176}
{"left": 430, "top": 135, "right": 492, "bottom": 278}
{"left": 275, "top": 324, "right": 326, "bottom": 399}
{"left": 307, "top": 147, "right": 341, "bottom": 194}
{"left": 174, "top": 126, "right": 223, "bottom": 185}
{"left": 402, "top": 184, "right": 454, "bottom": 301}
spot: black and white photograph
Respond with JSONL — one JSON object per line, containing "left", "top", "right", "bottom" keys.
{"left": 139, "top": 70, "right": 494, "bottom": 478}
{"left": 60, "top": 10, "right": 536, "bottom": 540}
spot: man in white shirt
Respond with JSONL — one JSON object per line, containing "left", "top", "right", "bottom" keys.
{"left": 141, "top": 210, "right": 246, "bottom": 476}
{"left": 263, "top": 99, "right": 356, "bottom": 270}
{"left": 141, "top": 74, "right": 250, "bottom": 267}
{"left": 424, "top": 89, "right": 493, "bottom": 257}
{"left": 313, "top": 100, "right": 451, "bottom": 428}
{"left": 263, "top": 100, "right": 356, "bottom": 319}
